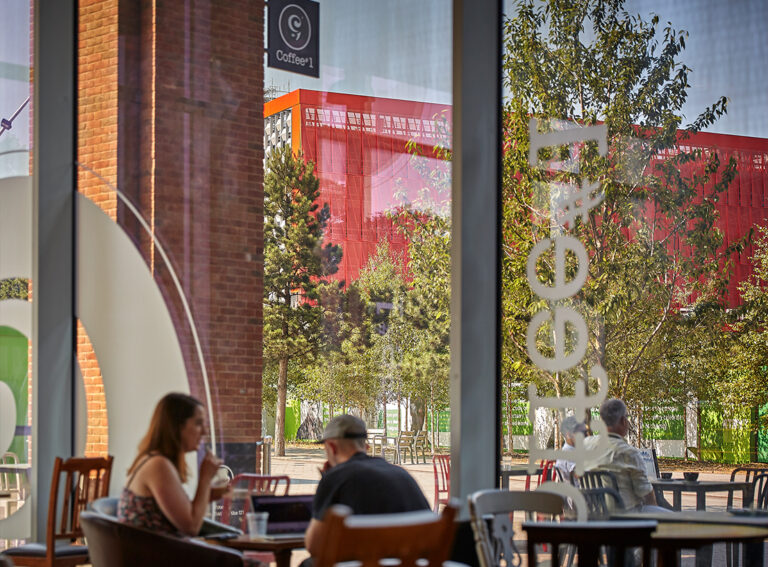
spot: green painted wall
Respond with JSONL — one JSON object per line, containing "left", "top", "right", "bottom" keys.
{"left": 284, "top": 399, "right": 301, "bottom": 440}
{"left": 0, "top": 326, "right": 29, "bottom": 460}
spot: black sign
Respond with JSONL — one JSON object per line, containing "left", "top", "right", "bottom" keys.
{"left": 268, "top": 0, "right": 320, "bottom": 78}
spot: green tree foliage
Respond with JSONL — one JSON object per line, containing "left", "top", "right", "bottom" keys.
{"left": 263, "top": 146, "right": 341, "bottom": 455}
{"left": 502, "top": 0, "right": 744, "bottom": 409}
{"left": 0, "top": 278, "right": 28, "bottom": 300}
{"left": 388, "top": 132, "right": 452, "bottom": 432}
{"left": 725, "top": 226, "right": 768, "bottom": 410}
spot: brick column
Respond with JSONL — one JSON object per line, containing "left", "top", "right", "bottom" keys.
{"left": 78, "top": 0, "right": 265, "bottom": 472}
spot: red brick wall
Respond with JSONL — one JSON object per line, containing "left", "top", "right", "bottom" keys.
{"left": 77, "top": 0, "right": 118, "bottom": 457}
{"left": 76, "top": 0, "right": 264, "bottom": 458}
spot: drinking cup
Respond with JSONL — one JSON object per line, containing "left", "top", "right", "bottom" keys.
{"left": 246, "top": 511, "right": 269, "bottom": 539}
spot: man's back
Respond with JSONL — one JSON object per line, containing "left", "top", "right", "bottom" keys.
{"left": 585, "top": 433, "right": 653, "bottom": 511}
{"left": 313, "top": 452, "right": 430, "bottom": 519}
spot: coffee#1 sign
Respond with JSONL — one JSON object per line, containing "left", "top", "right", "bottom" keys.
{"left": 268, "top": 0, "right": 319, "bottom": 78}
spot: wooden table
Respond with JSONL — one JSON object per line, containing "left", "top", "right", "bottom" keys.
{"left": 614, "top": 510, "right": 768, "bottom": 567}
{"left": 499, "top": 464, "right": 542, "bottom": 489}
{"left": 651, "top": 479, "right": 751, "bottom": 511}
{"left": 209, "top": 534, "right": 305, "bottom": 567}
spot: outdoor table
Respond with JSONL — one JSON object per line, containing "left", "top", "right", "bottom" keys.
{"left": 613, "top": 509, "right": 768, "bottom": 567}
{"left": 499, "top": 464, "right": 543, "bottom": 490}
{"left": 207, "top": 533, "right": 305, "bottom": 567}
{"left": 651, "top": 478, "right": 751, "bottom": 511}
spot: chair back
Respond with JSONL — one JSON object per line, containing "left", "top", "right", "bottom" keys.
{"left": 752, "top": 473, "right": 768, "bottom": 510}
{"left": 48, "top": 456, "right": 113, "bottom": 544}
{"left": 730, "top": 467, "right": 768, "bottom": 508}
{"left": 431, "top": 455, "right": 450, "bottom": 511}
{"left": 523, "top": 520, "right": 657, "bottom": 567}
{"left": 582, "top": 486, "right": 626, "bottom": 520}
{"left": 80, "top": 511, "right": 243, "bottom": 567}
{"left": 219, "top": 473, "right": 290, "bottom": 530}
{"left": 579, "top": 470, "right": 619, "bottom": 492}
{"left": 524, "top": 459, "right": 556, "bottom": 490}
{"left": 468, "top": 488, "right": 565, "bottom": 567}
{"left": 314, "top": 503, "right": 458, "bottom": 567}
{"left": 0, "top": 452, "right": 23, "bottom": 498}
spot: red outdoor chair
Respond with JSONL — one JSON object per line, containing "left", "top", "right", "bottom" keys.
{"left": 524, "top": 459, "right": 556, "bottom": 491}
{"left": 432, "top": 455, "right": 450, "bottom": 512}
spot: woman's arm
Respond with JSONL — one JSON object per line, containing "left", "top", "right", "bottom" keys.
{"left": 142, "top": 452, "right": 220, "bottom": 536}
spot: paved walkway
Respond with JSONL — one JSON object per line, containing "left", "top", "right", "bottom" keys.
{"left": 272, "top": 446, "right": 766, "bottom": 567}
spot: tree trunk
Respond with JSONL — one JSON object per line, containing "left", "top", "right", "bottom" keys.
{"left": 410, "top": 397, "right": 426, "bottom": 432}
{"left": 275, "top": 357, "right": 288, "bottom": 456}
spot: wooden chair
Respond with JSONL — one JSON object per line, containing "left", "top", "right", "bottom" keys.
{"left": 219, "top": 473, "right": 290, "bottom": 531}
{"left": 314, "top": 503, "right": 458, "bottom": 567}
{"left": 468, "top": 488, "right": 565, "bottom": 567}
{"left": 79, "top": 511, "right": 243, "bottom": 567}
{"left": 523, "top": 520, "right": 657, "bottom": 567}
{"left": 431, "top": 455, "right": 450, "bottom": 512}
{"left": 411, "top": 431, "right": 431, "bottom": 464}
{"left": 3, "top": 455, "right": 113, "bottom": 567}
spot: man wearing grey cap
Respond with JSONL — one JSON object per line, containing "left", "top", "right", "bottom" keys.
{"left": 304, "top": 415, "right": 430, "bottom": 556}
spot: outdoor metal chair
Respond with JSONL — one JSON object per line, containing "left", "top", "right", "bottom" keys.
{"left": 524, "top": 459, "right": 556, "bottom": 491}
{"left": 0, "top": 452, "right": 25, "bottom": 520}
{"left": 314, "top": 503, "right": 458, "bottom": 567}
{"left": 728, "top": 472, "right": 768, "bottom": 567}
{"left": 728, "top": 467, "right": 767, "bottom": 508}
{"left": 579, "top": 469, "right": 620, "bottom": 493}
{"left": 468, "top": 488, "right": 565, "bottom": 567}
{"left": 581, "top": 486, "right": 626, "bottom": 520}
{"left": 431, "top": 454, "right": 450, "bottom": 512}
{"left": 411, "top": 430, "right": 431, "bottom": 464}
{"left": 395, "top": 431, "right": 416, "bottom": 464}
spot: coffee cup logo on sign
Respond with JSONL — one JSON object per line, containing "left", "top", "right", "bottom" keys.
{"left": 279, "top": 4, "right": 312, "bottom": 52}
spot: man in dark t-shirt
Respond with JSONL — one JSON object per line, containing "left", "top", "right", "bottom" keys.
{"left": 304, "top": 415, "right": 430, "bottom": 557}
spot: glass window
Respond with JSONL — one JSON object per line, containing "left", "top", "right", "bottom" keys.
{"left": 501, "top": 0, "right": 768, "bottom": 482}
{"left": 0, "top": 0, "right": 33, "bottom": 542}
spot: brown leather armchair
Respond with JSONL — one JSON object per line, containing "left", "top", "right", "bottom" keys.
{"left": 79, "top": 511, "right": 243, "bottom": 567}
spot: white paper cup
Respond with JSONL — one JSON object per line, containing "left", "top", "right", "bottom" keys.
{"left": 246, "top": 511, "right": 269, "bottom": 539}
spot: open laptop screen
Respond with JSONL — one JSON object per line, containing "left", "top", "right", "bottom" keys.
{"left": 250, "top": 494, "right": 314, "bottom": 535}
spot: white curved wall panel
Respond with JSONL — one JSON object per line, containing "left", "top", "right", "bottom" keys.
{"left": 76, "top": 193, "right": 189, "bottom": 493}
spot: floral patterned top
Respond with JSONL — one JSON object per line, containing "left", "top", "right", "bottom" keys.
{"left": 117, "top": 453, "right": 181, "bottom": 536}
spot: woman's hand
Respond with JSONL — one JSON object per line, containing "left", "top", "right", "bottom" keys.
{"left": 199, "top": 451, "right": 222, "bottom": 485}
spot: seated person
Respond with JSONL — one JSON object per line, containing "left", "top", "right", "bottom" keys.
{"left": 555, "top": 415, "right": 587, "bottom": 484}
{"left": 584, "top": 398, "right": 668, "bottom": 513}
{"left": 304, "top": 415, "right": 430, "bottom": 558}
{"left": 118, "top": 392, "right": 229, "bottom": 536}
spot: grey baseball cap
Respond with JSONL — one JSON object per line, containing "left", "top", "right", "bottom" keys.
{"left": 320, "top": 415, "right": 368, "bottom": 442}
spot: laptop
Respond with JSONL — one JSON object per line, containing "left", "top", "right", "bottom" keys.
{"left": 250, "top": 494, "right": 314, "bottom": 539}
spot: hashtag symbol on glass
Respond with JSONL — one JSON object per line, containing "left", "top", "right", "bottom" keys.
{"left": 554, "top": 180, "right": 604, "bottom": 229}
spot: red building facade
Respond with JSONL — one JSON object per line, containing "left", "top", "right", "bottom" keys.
{"left": 267, "top": 90, "right": 768, "bottom": 307}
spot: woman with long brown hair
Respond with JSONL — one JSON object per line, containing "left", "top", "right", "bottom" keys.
{"left": 118, "top": 392, "right": 228, "bottom": 536}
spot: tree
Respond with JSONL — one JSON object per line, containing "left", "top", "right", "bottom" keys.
{"left": 263, "top": 146, "right": 341, "bottom": 455}
{"left": 389, "top": 132, "right": 452, "bottom": 432}
{"left": 502, "top": 0, "right": 744, "bottom": 411}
